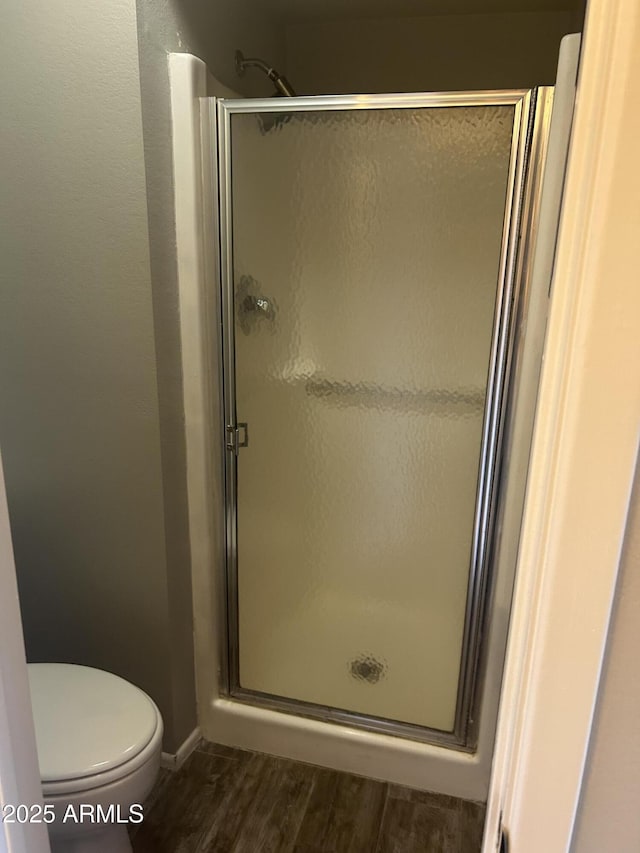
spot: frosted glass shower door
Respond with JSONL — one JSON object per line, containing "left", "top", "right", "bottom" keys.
{"left": 219, "top": 93, "right": 531, "bottom": 742}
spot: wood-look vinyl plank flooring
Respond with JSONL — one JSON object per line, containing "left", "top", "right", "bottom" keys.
{"left": 131, "top": 741, "right": 485, "bottom": 853}
{"left": 293, "top": 769, "right": 387, "bottom": 852}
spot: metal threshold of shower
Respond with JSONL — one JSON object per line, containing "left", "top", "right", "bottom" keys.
{"left": 213, "top": 87, "right": 553, "bottom": 753}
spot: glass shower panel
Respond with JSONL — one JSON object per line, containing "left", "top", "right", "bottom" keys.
{"left": 229, "top": 105, "right": 514, "bottom": 732}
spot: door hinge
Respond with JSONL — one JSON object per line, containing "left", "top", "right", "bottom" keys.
{"left": 226, "top": 422, "right": 249, "bottom": 454}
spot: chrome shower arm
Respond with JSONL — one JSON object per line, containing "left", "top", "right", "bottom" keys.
{"left": 235, "top": 50, "right": 296, "bottom": 97}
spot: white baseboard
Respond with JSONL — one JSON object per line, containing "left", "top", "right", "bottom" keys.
{"left": 161, "top": 726, "right": 201, "bottom": 771}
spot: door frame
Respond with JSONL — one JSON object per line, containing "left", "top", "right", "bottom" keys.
{"left": 0, "top": 453, "right": 50, "bottom": 853}
{"left": 481, "top": 0, "right": 640, "bottom": 848}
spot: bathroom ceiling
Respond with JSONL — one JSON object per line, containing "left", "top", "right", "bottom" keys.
{"left": 254, "top": 0, "right": 583, "bottom": 20}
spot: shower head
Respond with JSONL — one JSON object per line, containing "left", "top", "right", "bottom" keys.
{"left": 235, "top": 50, "right": 296, "bottom": 98}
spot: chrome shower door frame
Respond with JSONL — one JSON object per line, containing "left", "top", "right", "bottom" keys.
{"left": 216, "top": 89, "right": 545, "bottom": 749}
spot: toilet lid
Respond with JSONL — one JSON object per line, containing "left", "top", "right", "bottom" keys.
{"left": 28, "top": 663, "right": 159, "bottom": 782}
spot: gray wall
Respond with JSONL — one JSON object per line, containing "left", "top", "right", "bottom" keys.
{"left": 285, "top": 11, "right": 581, "bottom": 94}
{"left": 0, "top": 0, "right": 195, "bottom": 752}
{"left": 572, "top": 458, "right": 640, "bottom": 852}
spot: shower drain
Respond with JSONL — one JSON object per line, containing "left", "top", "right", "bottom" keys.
{"left": 349, "top": 654, "right": 387, "bottom": 684}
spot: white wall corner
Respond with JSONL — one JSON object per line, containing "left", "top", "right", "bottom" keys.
{"left": 168, "top": 53, "right": 225, "bottom": 738}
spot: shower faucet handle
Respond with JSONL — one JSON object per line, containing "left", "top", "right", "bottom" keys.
{"left": 236, "top": 275, "right": 277, "bottom": 334}
{"left": 243, "top": 294, "right": 273, "bottom": 315}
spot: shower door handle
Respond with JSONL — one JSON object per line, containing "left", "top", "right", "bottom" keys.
{"left": 226, "top": 423, "right": 249, "bottom": 454}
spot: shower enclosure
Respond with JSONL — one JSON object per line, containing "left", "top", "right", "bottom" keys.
{"left": 216, "top": 89, "right": 551, "bottom": 749}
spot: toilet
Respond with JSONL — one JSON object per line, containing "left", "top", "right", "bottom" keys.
{"left": 28, "top": 663, "right": 163, "bottom": 853}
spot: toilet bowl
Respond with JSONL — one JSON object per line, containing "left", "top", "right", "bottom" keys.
{"left": 28, "top": 663, "right": 163, "bottom": 853}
